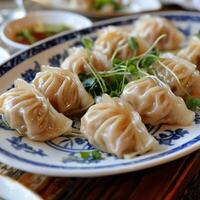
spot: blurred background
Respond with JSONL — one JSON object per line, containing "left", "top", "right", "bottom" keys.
{"left": 0, "top": 0, "right": 199, "bottom": 55}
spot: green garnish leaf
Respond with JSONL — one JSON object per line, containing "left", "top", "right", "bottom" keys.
{"left": 186, "top": 98, "right": 200, "bottom": 111}
{"left": 93, "top": 0, "right": 122, "bottom": 10}
{"left": 127, "top": 64, "right": 140, "bottom": 79}
{"left": 141, "top": 54, "right": 159, "bottom": 69}
{"left": 81, "top": 37, "right": 93, "bottom": 50}
{"left": 80, "top": 150, "right": 102, "bottom": 160}
{"left": 20, "top": 29, "right": 36, "bottom": 44}
{"left": 112, "top": 57, "right": 123, "bottom": 66}
{"left": 92, "top": 150, "right": 102, "bottom": 160}
{"left": 80, "top": 152, "right": 90, "bottom": 159}
{"left": 79, "top": 75, "right": 96, "bottom": 88}
{"left": 33, "top": 24, "right": 70, "bottom": 34}
{"left": 79, "top": 73, "right": 103, "bottom": 97}
{"left": 128, "top": 37, "right": 139, "bottom": 52}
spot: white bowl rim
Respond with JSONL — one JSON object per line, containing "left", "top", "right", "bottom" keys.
{"left": 0, "top": 175, "right": 42, "bottom": 200}
{"left": 0, "top": 10, "right": 92, "bottom": 50}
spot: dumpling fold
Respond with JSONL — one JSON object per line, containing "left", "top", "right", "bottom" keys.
{"left": 94, "top": 26, "right": 150, "bottom": 60}
{"left": 33, "top": 66, "right": 94, "bottom": 115}
{"left": 81, "top": 94, "right": 157, "bottom": 158}
{"left": 133, "top": 15, "right": 184, "bottom": 50}
{"left": 121, "top": 77, "right": 195, "bottom": 126}
{"left": 153, "top": 53, "right": 200, "bottom": 98}
{"left": 0, "top": 79, "right": 72, "bottom": 141}
{"left": 61, "top": 48, "right": 111, "bottom": 74}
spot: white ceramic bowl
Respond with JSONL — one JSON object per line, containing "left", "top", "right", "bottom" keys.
{"left": 0, "top": 47, "right": 10, "bottom": 64}
{"left": 0, "top": 10, "right": 92, "bottom": 51}
{"left": 0, "top": 175, "right": 42, "bottom": 200}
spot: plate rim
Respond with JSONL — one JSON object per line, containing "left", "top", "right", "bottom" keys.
{"left": 0, "top": 135, "right": 199, "bottom": 177}
{"left": 0, "top": 11, "right": 200, "bottom": 177}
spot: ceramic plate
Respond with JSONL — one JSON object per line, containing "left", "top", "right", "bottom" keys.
{"left": 0, "top": 175, "right": 41, "bottom": 200}
{"left": 0, "top": 11, "right": 200, "bottom": 177}
{"left": 32, "top": 0, "right": 161, "bottom": 18}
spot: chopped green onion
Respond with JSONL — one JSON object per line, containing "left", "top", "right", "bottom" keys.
{"left": 91, "top": 150, "right": 102, "bottom": 160}
{"left": 128, "top": 37, "right": 139, "bottom": 52}
{"left": 20, "top": 29, "right": 36, "bottom": 44}
{"left": 141, "top": 54, "right": 159, "bottom": 69}
{"left": 80, "top": 152, "right": 90, "bottom": 159}
{"left": 93, "top": 0, "right": 122, "bottom": 10}
{"left": 80, "top": 150, "right": 102, "bottom": 160}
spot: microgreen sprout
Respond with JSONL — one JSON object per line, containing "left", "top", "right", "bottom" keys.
{"left": 81, "top": 37, "right": 93, "bottom": 51}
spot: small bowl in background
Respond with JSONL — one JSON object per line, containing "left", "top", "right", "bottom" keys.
{"left": 0, "top": 175, "right": 42, "bottom": 200}
{"left": 0, "top": 10, "right": 92, "bottom": 51}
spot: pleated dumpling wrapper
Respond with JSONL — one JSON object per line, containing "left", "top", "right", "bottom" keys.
{"left": 80, "top": 94, "right": 157, "bottom": 158}
{"left": 178, "top": 36, "right": 200, "bottom": 71}
{"left": 32, "top": 66, "right": 94, "bottom": 115}
{"left": 94, "top": 26, "right": 150, "bottom": 60}
{"left": 61, "top": 47, "right": 111, "bottom": 74}
{"left": 132, "top": 15, "right": 184, "bottom": 51}
{"left": 0, "top": 79, "right": 72, "bottom": 141}
{"left": 121, "top": 77, "right": 195, "bottom": 126}
{"left": 153, "top": 53, "right": 200, "bottom": 98}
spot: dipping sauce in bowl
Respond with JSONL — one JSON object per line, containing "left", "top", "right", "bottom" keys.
{"left": 0, "top": 11, "right": 92, "bottom": 51}
{"left": 14, "top": 23, "right": 71, "bottom": 45}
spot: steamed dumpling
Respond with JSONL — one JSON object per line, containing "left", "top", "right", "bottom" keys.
{"left": 133, "top": 15, "right": 184, "bottom": 50}
{"left": 81, "top": 94, "right": 157, "bottom": 158}
{"left": 32, "top": 66, "right": 94, "bottom": 115}
{"left": 61, "top": 48, "right": 111, "bottom": 74}
{"left": 178, "top": 36, "right": 200, "bottom": 70}
{"left": 0, "top": 79, "right": 72, "bottom": 141}
{"left": 121, "top": 77, "right": 195, "bottom": 126}
{"left": 153, "top": 53, "right": 200, "bottom": 98}
{"left": 94, "top": 26, "right": 150, "bottom": 59}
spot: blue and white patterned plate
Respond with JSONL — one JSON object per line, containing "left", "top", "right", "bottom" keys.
{"left": 0, "top": 11, "right": 200, "bottom": 177}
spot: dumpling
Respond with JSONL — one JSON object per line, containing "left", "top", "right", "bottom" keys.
{"left": 133, "top": 15, "right": 184, "bottom": 51}
{"left": 0, "top": 79, "right": 72, "bottom": 141}
{"left": 94, "top": 26, "right": 150, "bottom": 59}
{"left": 153, "top": 53, "right": 200, "bottom": 98}
{"left": 178, "top": 36, "right": 200, "bottom": 71}
{"left": 80, "top": 94, "right": 157, "bottom": 158}
{"left": 61, "top": 48, "right": 111, "bottom": 74}
{"left": 121, "top": 77, "right": 195, "bottom": 126}
{"left": 32, "top": 66, "right": 94, "bottom": 115}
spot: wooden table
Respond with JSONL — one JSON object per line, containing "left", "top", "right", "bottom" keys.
{"left": 1, "top": 2, "right": 200, "bottom": 200}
